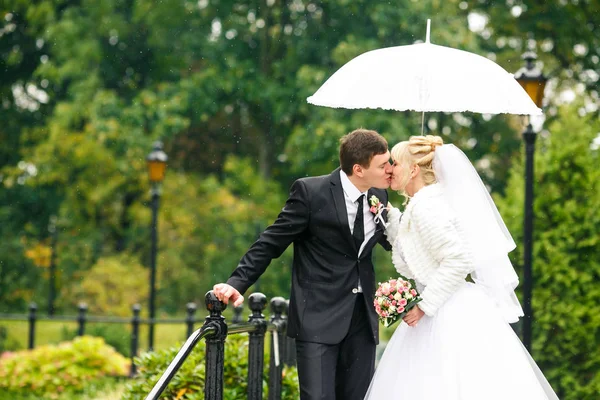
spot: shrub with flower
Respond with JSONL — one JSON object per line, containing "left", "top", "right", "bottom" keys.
{"left": 374, "top": 276, "right": 422, "bottom": 327}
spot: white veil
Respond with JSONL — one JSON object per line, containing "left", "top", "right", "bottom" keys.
{"left": 433, "top": 144, "right": 524, "bottom": 323}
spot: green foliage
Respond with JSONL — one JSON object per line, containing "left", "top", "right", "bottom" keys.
{"left": 1, "top": 0, "right": 527, "bottom": 314}
{"left": 0, "top": 336, "right": 129, "bottom": 399}
{"left": 0, "top": 377, "right": 126, "bottom": 400}
{"left": 467, "top": 0, "right": 600, "bottom": 105}
{"left": 61, "top": 323, "right": 131, "bottom": 357}
{"left": 495, "top": 104, "right": 600, "bottom": 399}
{"left": 62, "top": 255, "right": 148, "bottom": 317}
{"left": 123, "top": 333, "right": 299, "bottom": 399}
{"left": 123, "top": 334, "right": 300, "bottom": 400}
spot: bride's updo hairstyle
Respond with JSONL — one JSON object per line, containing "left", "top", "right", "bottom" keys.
{"left": 391, "top": 135, "right": 443, "bottom": 198}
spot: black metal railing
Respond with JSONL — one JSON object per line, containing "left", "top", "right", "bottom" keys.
{"left": 0, "top": 301, "right": 201, "bottom": 377}
{"left": 0, "top": 291, "right": 296, "bottom": 399}
{"left": 145, "top": 290, "right": 292, "bottom": 400}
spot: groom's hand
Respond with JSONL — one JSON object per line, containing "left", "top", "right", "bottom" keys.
{"left": 213, "top": 283, "right": 244, "bottom": 307}
{"left": 403, "top": 305, "right": 424, "bottom": 327}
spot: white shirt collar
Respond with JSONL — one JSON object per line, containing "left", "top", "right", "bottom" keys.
{"left": 340, "top": 170, "right": 367, "bottom": 202}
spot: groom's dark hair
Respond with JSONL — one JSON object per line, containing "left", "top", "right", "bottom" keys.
{"left": 339, "top": 129, "right": 388, "bottom": 175}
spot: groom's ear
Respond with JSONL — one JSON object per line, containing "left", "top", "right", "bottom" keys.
{"left": 352, "top": 163, "right": 364, "bottom": 177}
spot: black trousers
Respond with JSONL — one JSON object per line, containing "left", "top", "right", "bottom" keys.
{"left": 295, "top": 294, "right": 376, "bottom": 400}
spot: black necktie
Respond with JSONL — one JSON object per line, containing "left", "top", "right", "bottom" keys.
{"left": 353, "top": 194, "right": 365, "bottom": 251}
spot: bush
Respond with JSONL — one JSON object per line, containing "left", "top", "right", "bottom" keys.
{"left": 61, "top": 323, "right": 131, "bottom": 357}
{"left": 0, "top": 336, "right": 129, "bottom": 399}
{"left": 496, "top": 105, "right": 600, "bottom": 399}
{"left": 123, "top": 333, "right": 299, "bottom": 399}
{"left": 0, "top": 377, "right": 126, "bottom": 400}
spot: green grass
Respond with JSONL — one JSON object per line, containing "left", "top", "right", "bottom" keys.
{"left": 0, "top": 319, "right": 199, "bottom": 352}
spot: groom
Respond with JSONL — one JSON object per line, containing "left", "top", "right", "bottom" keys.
{"left": 213, "top": 128, "right": 392, "bottom": 400}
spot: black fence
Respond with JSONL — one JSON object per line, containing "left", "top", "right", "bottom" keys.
{"left": 145, "top": 291, "right": 296, "bottom": 400}
{"left": 0, "top": 291, "right": 297, "bottom": 390}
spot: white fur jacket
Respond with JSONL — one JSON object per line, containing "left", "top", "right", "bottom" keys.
{"left": 385, "top": 183, "right": 474, "bottom": 317}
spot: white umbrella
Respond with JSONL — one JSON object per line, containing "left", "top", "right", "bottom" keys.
{"left": 307, "top": 20, "right": 541, "bottom": 117}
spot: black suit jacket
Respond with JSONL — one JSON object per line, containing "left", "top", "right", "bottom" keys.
{"left": 227, "top": 168, "right": 391, "bottom": 345}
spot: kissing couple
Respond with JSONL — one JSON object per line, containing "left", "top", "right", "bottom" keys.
{"left": 214, "top": 128, "right": 559, "bottom": 400}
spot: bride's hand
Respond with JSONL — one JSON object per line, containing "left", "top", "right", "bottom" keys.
{"left": 403, "top": 305, "right": 424, "bottom": 327}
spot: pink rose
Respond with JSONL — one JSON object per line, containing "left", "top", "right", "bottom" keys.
{"left": 397, "top": 307, "right": 405, "bottom": 313}
{"left": 410, "top": 289, "right": 417, "bottom": 296}
{"left": 399, "top": 298, "right": 407, "bottom": 306}
{"left": 370, "top": 206, "right": 378, "bottom": 214}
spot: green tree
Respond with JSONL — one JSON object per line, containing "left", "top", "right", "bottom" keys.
{"left": 64, "top": 254, "right": 148, "bottom": 316}
{"left": 496, "top": 104, "right": 600, "bottom": 399}
{"left": 0, "top": 0, "right": 549, "bottom": 313}
{"left": 467, "top": 0, "right": 600, "bottom": 108}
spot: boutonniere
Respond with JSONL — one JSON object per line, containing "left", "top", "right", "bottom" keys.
{"left": 369, "top": 195, "right": 388, "bottom": 227}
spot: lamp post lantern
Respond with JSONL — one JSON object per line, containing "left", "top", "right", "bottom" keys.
{"left": 514, "top": 51, "right": 547, "bottom": 352}
{"left": 146, "top": 141, "right": 168, "bottom": 351}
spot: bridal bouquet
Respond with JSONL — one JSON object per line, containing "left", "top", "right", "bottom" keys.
{"left": 374, "top": 276, "right": 422, "bottom": 327}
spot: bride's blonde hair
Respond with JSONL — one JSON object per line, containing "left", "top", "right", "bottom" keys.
{"left": 391, "top": 135, "right": 443, "bottom": 200}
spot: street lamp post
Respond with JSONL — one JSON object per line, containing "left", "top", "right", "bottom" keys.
{"left": 48, "top": 215, "right": 58, "bottom": 316}
{"left": 514, "top": 51, "right": 547, "bottom": 352}
{"left": 146, "top": 141, "right": 168, "bottom": 351}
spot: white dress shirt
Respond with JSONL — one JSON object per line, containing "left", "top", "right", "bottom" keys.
{"left": 340, "top": 170, "right": 377, "bottom": 292}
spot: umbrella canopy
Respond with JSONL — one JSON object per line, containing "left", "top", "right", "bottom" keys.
{"left": 307, "top": 21, "right": 541, "bottom": 116}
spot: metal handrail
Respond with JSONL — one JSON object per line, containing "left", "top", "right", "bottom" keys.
{"left": 145, "top": 324, "right": 218, "bottom": 400}
{"left": 144, "top": 291, "right": 290, "bottom": 400}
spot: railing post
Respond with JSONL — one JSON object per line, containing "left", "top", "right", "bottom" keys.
{"left": 186, "top": 302, "right": 197, "bottom": 338}
{"left": 268, "top": 297, "right": 286, "bottom": 400}
{"left": 77, "top": 303, "right": 87, "bottom": 336}
{"left": 130, "top": 304, "right": 141, "bottom": 377}
{"left": 204, "top": 291, "right": 228, "bottom": 400}
{"left": 28, "top": 303, "right": 37, "bottom": 349}
{"left": 232, "top": 304, "right": 243, "bottom": 324}
{"left": 283, "top": 299, "right": 296, "bottom": 366}
{"left": 247, "top": 293, "right": 267, "bottom": 400}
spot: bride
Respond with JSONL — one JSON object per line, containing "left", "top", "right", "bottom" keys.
{"left": 364, "top": 135, "right": 559, "bottom": 400}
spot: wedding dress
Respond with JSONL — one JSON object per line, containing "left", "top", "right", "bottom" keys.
{"left": 363, "top": 184, "right": 559, "bottom": 400}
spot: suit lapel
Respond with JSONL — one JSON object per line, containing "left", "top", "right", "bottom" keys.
{"left": 330, "top": 168, "right": 356, "bottom": 251}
